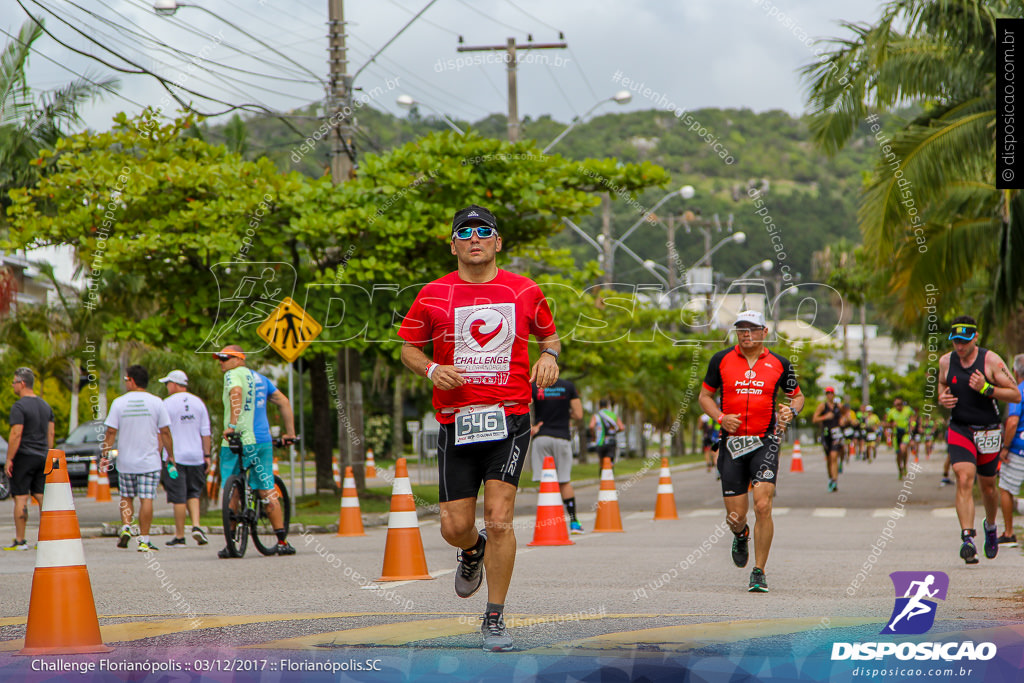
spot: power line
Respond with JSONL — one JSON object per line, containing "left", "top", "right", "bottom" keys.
{"left": 18, "top": 0, "right": 310, "bottom": 134}
{"left": 567, "top": 46, "right": 599, "bottom": 101}
{"left": 383, "top": 0, "right": 461, "bottom": 38}
{"left": 454, "top": 0, "right": 531, "bottom": 35}
{"left": 542, "top": 60, "right": 578, "bottom": 117}
{"left": 503, "top": 0, "right": 562, "bottom": 35}
{"left": 0, "top": 23, "right": 144, "bottom": 111}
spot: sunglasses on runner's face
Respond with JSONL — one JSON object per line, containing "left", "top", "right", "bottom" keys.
{"left": 453, "top": 226, "right": 496, "bottom": 240}
{"left": 214, "top": 354, "right": 232, "bottom": 361}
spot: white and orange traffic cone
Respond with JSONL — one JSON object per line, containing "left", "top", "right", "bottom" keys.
{"left": 18, "top": 449, "right": 112, "bottom": 655}
{"left": 365, "top": 449, "right": 377, "bottom": 479}
{"left": 790, "top": 439, "right": 805, "bottom": 473}
{"left": 86, "top": 459, "right": 98, "bottom": 499}
{"left": 272, "top": 456, "right": 280, "bottom": 478}
{"left": 653, "top": 457, "right": 679, "bottom": 520}
{"left": 94, "top": 463, "right": 112, "bottom": 503}
{"left": 332, "top": 458, "right": 342, "bottom": 489}
{"left": 377, "top": 458, "right": 433, "bottom": 581}
{"left": 337, "top": 466, "right": 366, "bottom": 537}
{"left": 593, "top": 457, "right": 624, "bottom": 533}
{"left": 528, "top": 456, "right": 574, "bottom": 546}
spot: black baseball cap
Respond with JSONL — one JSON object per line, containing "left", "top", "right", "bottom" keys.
{"left": 451, "top": 204, "right": 498, "bottom": 236}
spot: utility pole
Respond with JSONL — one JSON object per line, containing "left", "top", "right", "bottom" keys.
{"left": 457, "top": 37, "right": 567, "bottom": 142}
{"left": 328, "top": 0, "right": 354, "bottom": 183}
{"left": 600, "top": 194, "right": 613, "bottom": 286}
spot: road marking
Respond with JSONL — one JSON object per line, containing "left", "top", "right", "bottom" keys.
{"left": 812, "top": 508, "right": 846, "bottom": 517}
{"left": 625, "top": 511, "right": 650, "bottom": 520}
{"left": 872, "top": 509, "right": 893, "bottom": 517}
{"left": 773, "top": 507, "right": 790, "bottom": 516}
{"left": 248, "top": 617, "right": 476, "bottom": 649}
{"left": 524, "top": 616, "right": 878, "bottom": 654}
{"left": 687, "top": 509, "right": 720, "bottom": 517}
{"left": 932, "top": 508, "right": 958, "bottom": 518}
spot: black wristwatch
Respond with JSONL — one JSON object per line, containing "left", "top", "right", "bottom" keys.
{"left": 542, "top": 348, "right": 559, "bottom": 361}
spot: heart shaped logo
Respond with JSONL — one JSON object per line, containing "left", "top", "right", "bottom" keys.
{"left": 470, "top": 317, "right": 504, "bottom": 349}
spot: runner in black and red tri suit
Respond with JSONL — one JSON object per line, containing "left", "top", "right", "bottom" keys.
{"left": 937, "top": 315, "right": 1020, "bottom": 564}
{"left": 399, "top": 204, "right": 560, "bottom": 651}
{"left": 812, "top": 387, "right": 843, "bottom": 492}
{"left": 699, "top": 310, "right": 804, "bottom": 593}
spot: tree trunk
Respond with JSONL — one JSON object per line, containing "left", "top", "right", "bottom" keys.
{"left": 860, "top": 304, "right": 870, "bottom": 409}
{"left": 69, "top": 359, "right": 80, "bottom": 431}
{"left": 307, "top": 354, "right": 336, "bottom": 492}
{"left": 345, "top": 347, "right": 366, "bottom": 489}
{"left": 392, "top": 372, "right": 404, "bottom": 459}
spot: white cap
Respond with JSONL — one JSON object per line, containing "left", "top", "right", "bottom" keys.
{"left": 158, "top": 370, "right": 189, "bottom": 386}
{"left": 734, "top": 310, "right": 766, "bottom": 328}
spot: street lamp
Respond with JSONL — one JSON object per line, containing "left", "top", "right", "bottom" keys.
{"left": 152, "top": 1, "right": 324, "bottom": 86}
{"left": 396, "top": 94, "right": 465, "bottom": 135}
{"left": 691, "top": 231, "right": 746, "bottom": 270}
{"left": 542, "top": 90, "right": 632, "bottom": 154}
{"left": 737, "top": 259, "right": 774, "bottom": 280}
{"left": 642, "top": 260, "right": 671, "bottom": 287}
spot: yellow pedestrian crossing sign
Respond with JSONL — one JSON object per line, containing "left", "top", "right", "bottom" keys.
{"left": 257, "top": 297, "right": 322, "bottom": 363}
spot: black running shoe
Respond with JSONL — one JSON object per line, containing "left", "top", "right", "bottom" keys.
{"left": 276, "top": 541, "right": 296, "bottom": 556}
{"left": 455, "top": 529, "right": 487, "bottom": 598}
{"left": 983, "top": 521, "right": 998, "bottom": 559}
{"left": 960, "top": 530, "right": 979, "bottom": 565}
{"left": 117, "top": 526, "right": 131, "bottom": 548}
{"left": 731, "top": 525, "right": 749, "bottom": 568}
{"left": 748, "top": 567, "right": 769, "bottom": 593}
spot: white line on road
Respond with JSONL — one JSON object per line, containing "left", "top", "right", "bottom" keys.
{"left": 362, "top": 568, "right": 455, "bottom": 590}
{"left": 931, "top": 508, "right": 958, "bottom": 518}
{"left": 687, "top": 509, "right": 721, "bottom": 517}
{"left": 812, "top": 508, "right": 847, "bottom": 518}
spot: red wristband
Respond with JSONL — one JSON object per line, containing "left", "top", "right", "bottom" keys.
{"left": 716, "top": 414, "right": 724, "bottom": 424}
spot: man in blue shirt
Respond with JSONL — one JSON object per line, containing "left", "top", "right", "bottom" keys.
{"left": 998, "top": 354, "right": 1024, "bottom": 547}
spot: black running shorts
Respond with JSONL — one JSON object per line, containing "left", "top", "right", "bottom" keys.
{"left": 947, "top": 421, "right": 1001, "bottom": 478}
{"left": 717, "top": 434, "right": 781, "bottom": 497}
{"left": 10, "top": 453, "right": 45, "bottom": 497}
{"left": 437, "top": 412, "right": 531, "bottom": 503}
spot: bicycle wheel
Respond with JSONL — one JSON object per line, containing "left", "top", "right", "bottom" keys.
{"left": 0, "top": 469, "right": 10, "bottom": 501}
{"left": 221, "top": 475, "right": 248, "bottom": 557}
{"left": 252, "top": 476, "right": 291, "bottom": 555}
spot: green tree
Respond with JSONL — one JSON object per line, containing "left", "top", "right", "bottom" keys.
{"left": 1, "top": 18, "right": 119, "bottom": 219}
{"left": 801, "top": 0, "right": 1022, "bottom": 334}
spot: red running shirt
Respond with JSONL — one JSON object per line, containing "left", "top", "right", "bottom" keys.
{"left": 399, "top": 269, "right": 556, "bottom": 424}
{"left": 702, "top": 346, "right": 801, "bottom": 437}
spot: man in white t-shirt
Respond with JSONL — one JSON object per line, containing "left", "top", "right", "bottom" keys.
{"left": 158, "top": 370, "right": 212, "bottom": 548}
{"left": 101, "top": 365, "right": 174, "bottom": 553}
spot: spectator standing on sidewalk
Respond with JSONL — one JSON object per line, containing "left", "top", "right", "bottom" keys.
{"left": 3, "top": 368, "right": 54, "bottom": 551}
{"left": 159, "top": 370, "right": 211, "bottom": 547}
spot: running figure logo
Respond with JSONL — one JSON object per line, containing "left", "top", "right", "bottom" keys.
{"left": 881, "top": 571, "right": 949, "bottom": 635}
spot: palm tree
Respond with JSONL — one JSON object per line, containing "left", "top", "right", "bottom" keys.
{"left": 1, "top": 18, "right": 119, "bottom": 217}
{"left": 801, "top": 0, "right": 1021, "bottom": 333}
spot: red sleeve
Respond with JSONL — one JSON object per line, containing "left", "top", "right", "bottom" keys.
{"left": 398, "top": 291, "right": 432, "bottom": 347}
{"left": 527, "top": 283, "right": 556, "bottom": 338}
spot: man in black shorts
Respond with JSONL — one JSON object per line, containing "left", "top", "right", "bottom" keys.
{"left": 399, "top": 204, "right": 560, "bottom": 651}
{"left": 938, "top": 316, "right": 1019, "bottom": 563}
{"left": 812, "top": 387, "right": 843, "bottom": 492}
{"left": 530, "top": 378, "right": 584, "bottom": 533}
{"left": 3, "top": 368, "right": 55, "bottom": 551}
{"left": 699, "top": 311, "right": 803, "bottom": 592}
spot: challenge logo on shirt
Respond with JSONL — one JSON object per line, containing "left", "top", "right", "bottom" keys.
{"left": 454, "top": 303, "right": 515, "bottom": 383}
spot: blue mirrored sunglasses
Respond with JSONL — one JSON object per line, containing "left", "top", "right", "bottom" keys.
{"left": 453, "top": 226, "right": 496, "bottom": 240}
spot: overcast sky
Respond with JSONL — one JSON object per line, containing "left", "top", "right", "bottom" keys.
{"left": 6, "top": 0, "right": 885, "bottom": 133}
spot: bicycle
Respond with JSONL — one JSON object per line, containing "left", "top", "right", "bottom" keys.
{"left": 221, "top": 434, "right": 294, "bottom": 557}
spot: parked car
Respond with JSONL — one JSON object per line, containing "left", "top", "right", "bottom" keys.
{"left": 59, "top": 420, "right": 118, "bottom": 489}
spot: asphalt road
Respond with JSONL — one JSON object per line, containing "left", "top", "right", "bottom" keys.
{"left": 0, "top": 443, "right": 1021, "bottom": 682}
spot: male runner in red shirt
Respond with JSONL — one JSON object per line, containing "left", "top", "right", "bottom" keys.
{"left": 399, "top": 204, "right": 560, "bottom": 651}
{"left": 699, "top": 311, "right": 803, "bottom": 592}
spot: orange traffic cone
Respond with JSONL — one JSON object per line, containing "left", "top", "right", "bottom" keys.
{"left": 377, "top": 458, "right": 432, "bottom": 581}
{"left": 593, "top": 457, "right": 624, "bottom": 533}
{"left": 332, "top": 458, "right": 341, "bottom": 489}
{"left": 653, "top": 457, "right": 678, "bottom": 520}
{"left": 94, "top": 463, "right": 112, "bottom": 503}
{"left": 86, "top": 459, "right": 98, "bottom": 498}
{"left": 365, "top": 449, "right": 377, "bottom": 479}
{"left": 273, "top": 456, "right": 280, "bottom": 478}
{"left": 18, "top": 450, "right": 112, "bottom": 655}
{"left": 528, "top": 456, "right": 573, "bottom": 546}
{"left": 790, "top": 439, "right": 805, "bottom": 473}
{"left": 337, "top": 466, "right": 366, "bottom": 537}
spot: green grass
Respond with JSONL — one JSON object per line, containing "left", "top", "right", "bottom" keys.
{"left": 518, "top": 452, "right": 704, "bottom": 489}
{"left": 151, "top": 484, "right": 440, "bottom": 528}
